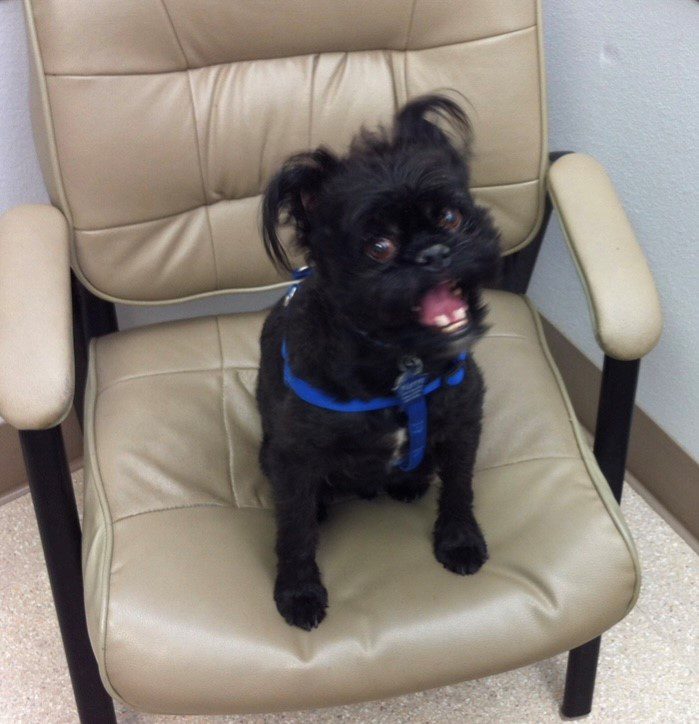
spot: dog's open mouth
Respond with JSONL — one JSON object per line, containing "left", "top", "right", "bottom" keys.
{"left": 415, "top": 280, "right": 469, "bottom": 335}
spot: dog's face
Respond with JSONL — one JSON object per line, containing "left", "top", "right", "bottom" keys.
{"left": 262, "top": 95, "right": 501, "bottom": 358}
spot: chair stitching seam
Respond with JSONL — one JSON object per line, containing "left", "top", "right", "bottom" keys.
{"left": 158, "top": 0, "right": 220, "bottom": 288}
{"left": 93, "top": 333, "right": 529, "bottom": 398}
{"left": 71, "top": 178, "right": 540, "bottom": 234}
{"left": 403, "top": 0, "right": 418, "bottom": 97}
{"left": 404, "top": 0, "right": 418, "bottom": 50}
{"left": 43, "top": 25, "right": 537, "bottom": 78}
{"left": 215, "top": 317, "right": 239, "bottom": 506}
{"left": 157, "top": 0, "right": 189, "bottom": 67}
{"left": 185, "top": 68, "right": 220, "bottom": 289}
{"left": 475, "top": 455, "right": 580, "bottom": 473}
{"left": 113, "top": 502, "right": 230, "bottom": 524}
{"left": 106, "top": 458, "right": 588, "bottom": 522}
{"left": 532, "top": 0, "right": 549, "bottom": 256}
{"left": 386, "top": 50, "right": 398, "bottom": 112}
{"left": 84, "top": 344, "right": 125, "bottom": 704}
{"left": 92, "top": 331, "right": 532, "bottom": 398}
{"left": 73, "top": 198, "right": 258, "bottom": 233}
{"left": 308, "top": 53, "right": 320, "bottom": 148}
{"left": 95, "top": 364, "right": 259, "bottom": 397}
{"left": 403, "top": 0, "right": 417, "bottom": 102}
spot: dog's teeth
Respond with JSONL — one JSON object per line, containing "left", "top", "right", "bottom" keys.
{"left": 435, "top": 314, "right": 450, "bottom": 327}
{"left": 453, "top": 307, "right": 466, "bottom": 321}
{"left": 440, "top": 320, "right": 467, "bottom": 334}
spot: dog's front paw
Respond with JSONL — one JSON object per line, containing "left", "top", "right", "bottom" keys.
{"left": 434, "top": 518, "right": 488, "bottom": 575}
{"left": 274, "top": 577, "right": 328, "bottom": 630}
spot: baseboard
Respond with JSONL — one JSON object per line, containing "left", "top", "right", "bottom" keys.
{"left": 0, "top": 410, "right": 83, "bottom": 504}
{"left": 540, "top": 316, "right": 699, "bottom": 549}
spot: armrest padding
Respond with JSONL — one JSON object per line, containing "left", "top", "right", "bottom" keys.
{"left": 547, "top": 153, "right": 662, "bottom": 360}
{"left": 0, "top": 205, "right": 73, "bottom": 429}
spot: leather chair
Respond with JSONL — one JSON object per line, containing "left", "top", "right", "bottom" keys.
{"left": 0, "top": 1, "right": 662, "bottom": 721}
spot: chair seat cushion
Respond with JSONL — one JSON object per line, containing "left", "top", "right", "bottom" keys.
{"left": 81, "top": 290, "right": 639, "bottom": 715}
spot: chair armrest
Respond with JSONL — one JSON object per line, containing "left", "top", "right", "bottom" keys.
{"left": 547, "top": 153, "right": 662, "bottom": 360}
{"left": 0, "top": 205, "right": 73, "bottom": 429}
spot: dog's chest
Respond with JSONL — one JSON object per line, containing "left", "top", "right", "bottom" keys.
{"left": 375, "top": 394, "right": 454, "bottom": 463}
{"left": 388, "top": 427, "right": 408, "bottom": 467}
{"left": 332, "top": 410, "right": 412, "bottom": 476}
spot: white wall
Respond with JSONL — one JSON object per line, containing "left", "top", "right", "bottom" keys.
{"left": 0, "top": 1, "right": 48, "bottom": 210}
{"left": 0, "top": 0, "right": 697, "bottom": 459}
{"left": 530, "top": 0, "right": 699, "bottom": 459}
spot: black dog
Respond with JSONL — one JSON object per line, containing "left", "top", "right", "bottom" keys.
{"left": 256, "top": 95, "right": 501, "bottom": 630}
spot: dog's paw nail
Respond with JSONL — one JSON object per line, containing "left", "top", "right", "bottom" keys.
{"left": 434, "top": 525, "right": 488, "bottom": 575}
{"left": 275, "top": 581, "right": 328, "bottom": 630}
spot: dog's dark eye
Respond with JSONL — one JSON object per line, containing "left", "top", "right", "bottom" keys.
{"left": 365, "top": 237, "right": 398, "bottom": 263}
{"left": 437, "top": 208, "right": 463, "bottom": 231}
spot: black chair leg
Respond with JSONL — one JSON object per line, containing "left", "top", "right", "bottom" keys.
{"left": 562, "top": 637, "right": 601, "bottom": 717}
{"left": 561, "top": 356, "right": 640, "bottom": 717}
{"left": 19, "top": 427, "right": 116, "bottom": 724}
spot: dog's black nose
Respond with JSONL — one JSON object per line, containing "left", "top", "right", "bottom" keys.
{"left": 415, "top": 243, "right": 451, "bottom": 270}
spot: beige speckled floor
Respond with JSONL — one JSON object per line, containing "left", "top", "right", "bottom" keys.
{"left": 0, "top": 470, "right": 697, "bottom": 724}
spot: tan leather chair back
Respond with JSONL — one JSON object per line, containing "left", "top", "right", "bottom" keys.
{"left": 24, "top": 0, "right": 547, "bottom": 304}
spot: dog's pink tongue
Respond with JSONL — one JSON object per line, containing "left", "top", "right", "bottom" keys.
{"left": 418, "top": 282, "right": 468, "bottom": 327}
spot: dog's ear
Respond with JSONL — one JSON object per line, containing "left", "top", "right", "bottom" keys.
{"left": 393, "top": 94, "right": 472, "bottom": 156}
{"left": 262, "top": 147, "right": 340, "bottom": 273}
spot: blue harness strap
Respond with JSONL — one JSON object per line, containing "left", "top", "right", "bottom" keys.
{"left": 280, "top": 267, "right": 468, "bottom": 472}
{"left": 392, "top": 359, "right": 429, "bottom": 471}
{"left": 281, "top": 342, "right": 467, "bottom": 473}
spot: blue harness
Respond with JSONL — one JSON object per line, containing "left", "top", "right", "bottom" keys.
{"left": 281, "top": 269, "right": 468, "bottom": 472}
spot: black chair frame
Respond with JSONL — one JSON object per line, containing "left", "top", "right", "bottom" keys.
{"left": 17, "top": 153, "right": 640, "bottom": 723}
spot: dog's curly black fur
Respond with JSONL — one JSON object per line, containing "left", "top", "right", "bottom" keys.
{"left": 256, "top": 95, "right": 501, "bottom": 630}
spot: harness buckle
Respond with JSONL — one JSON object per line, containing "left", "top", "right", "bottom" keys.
{"left": 283, "top": 283, "right": 299, "bottom": 307}
{"left": 284, "top": 266, "right": 312, "bottom": 307}
{"left": 398, "top": 355, "right": 423, "bottom": 375}
{"left": 393, "top": 355, "right": 427, "bottom": 406}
